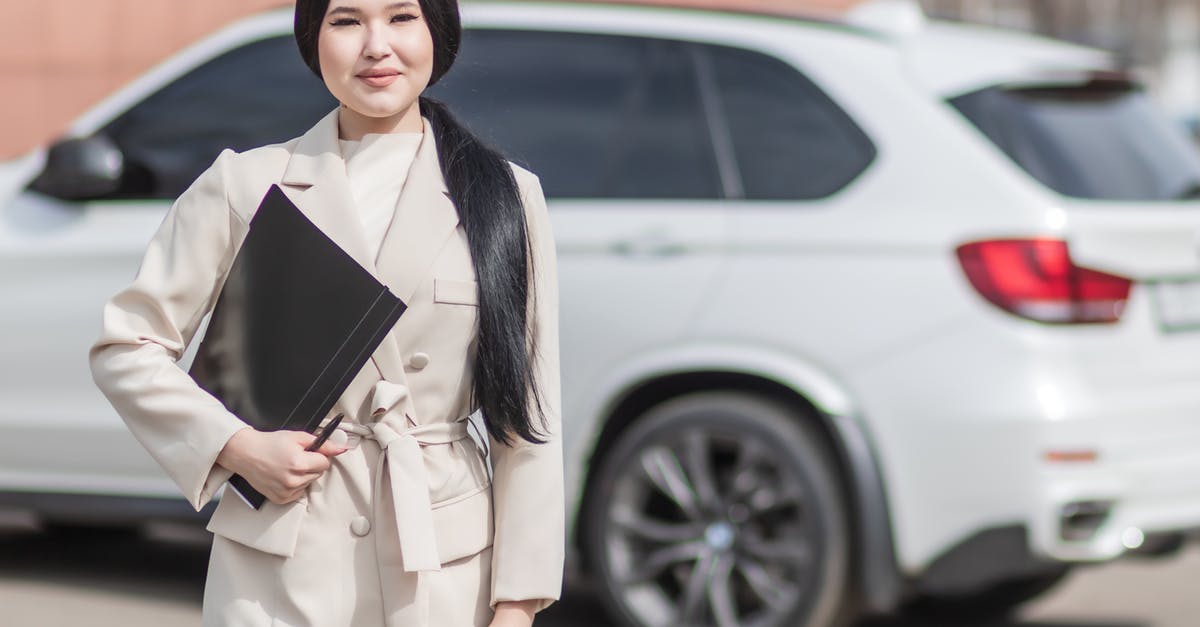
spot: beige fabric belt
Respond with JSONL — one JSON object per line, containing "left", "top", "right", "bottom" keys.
{"left": 315, "top": 380, "right": 488, "bottom": 626}
{"left": 317, "top": 380, "right": 475, "bottom": 574}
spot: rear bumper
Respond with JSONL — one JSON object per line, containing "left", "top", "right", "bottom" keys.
{"left": 852, "top": 307, "right": 1200, "bottom": 578}
{"left": 859, "top": 374, "right": 1200, "bottom": 595}
{"left": 1030, "top": 411, "right": 1200, "bottom": 562}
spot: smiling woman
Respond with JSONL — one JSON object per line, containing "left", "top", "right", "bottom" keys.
{"left": 87, "top": 0, "right": 564, "bottom": 626}
{"left": 313, "top": 1, "right": 435, "bottom": 139}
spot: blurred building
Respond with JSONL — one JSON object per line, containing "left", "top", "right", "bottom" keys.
{"left": 919, "top": 0, "right": 1200, "bottom": 121}
{"left": 0, "top": 0, "right": 287, "bottom": 159}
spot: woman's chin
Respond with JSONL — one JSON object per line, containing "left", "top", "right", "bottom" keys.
{"left": 344, "top": 96, "right": 415, "bottom": 119}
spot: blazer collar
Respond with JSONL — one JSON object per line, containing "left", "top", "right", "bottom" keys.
{"left": 279, "top": 106, "right": 460, "bottom": 384}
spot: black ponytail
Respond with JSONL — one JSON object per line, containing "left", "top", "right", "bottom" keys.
{"left": 294, "top": 0, "right": 549, "bottom": 446}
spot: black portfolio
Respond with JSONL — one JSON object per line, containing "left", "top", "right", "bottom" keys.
{"left": 188, "top": 184, "right": 406, "bottom": 510}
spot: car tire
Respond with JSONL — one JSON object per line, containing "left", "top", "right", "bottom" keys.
{"left": 583, "top": 391, "right": 853, "bottom": 627}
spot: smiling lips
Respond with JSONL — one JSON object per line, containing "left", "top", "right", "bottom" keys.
{"left": 357, "top": 70, "right": 400, "bottom": 87}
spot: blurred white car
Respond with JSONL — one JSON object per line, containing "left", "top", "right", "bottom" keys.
{"left": 3, "top": 1, "right": 1200, "bottom": 626}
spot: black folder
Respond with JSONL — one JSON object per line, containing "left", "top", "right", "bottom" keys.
{"left": 188, "top": 184, "right": 406, "bottom": 510}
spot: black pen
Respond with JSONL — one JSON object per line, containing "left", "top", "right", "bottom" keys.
{"left": 305, "top": 413, "right": 345, "bottom": 451}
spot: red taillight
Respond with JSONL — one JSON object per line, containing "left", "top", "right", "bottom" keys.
{"left": 955, "top": 238, "right": 1132, "bottom": 324}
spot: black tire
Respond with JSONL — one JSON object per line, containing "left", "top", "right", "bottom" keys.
{"left": 903, "top": 567, "right": 1071, "bottom": 622}
{"left": 582, "top": 391, "right": 854, "bottom": 627}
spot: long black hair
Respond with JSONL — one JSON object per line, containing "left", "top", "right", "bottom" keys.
{"left": 293, "top": 0, "right": 548, "bottom": 446}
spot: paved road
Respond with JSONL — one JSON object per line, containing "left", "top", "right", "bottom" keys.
{"left": 0, "top": 512, "right": 1195, "bottom": 627}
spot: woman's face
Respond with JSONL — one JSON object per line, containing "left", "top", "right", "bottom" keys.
{"left": 317, "top": 0, "right": 435, "bottom": 137}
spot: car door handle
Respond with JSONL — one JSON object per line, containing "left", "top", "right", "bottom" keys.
{"left": 611, "top": 231, "right": 689, "bottom": 257}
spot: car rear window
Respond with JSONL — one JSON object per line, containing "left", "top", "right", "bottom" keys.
{"left": 948, "top": 79, "right": 1200, "bottom": 201}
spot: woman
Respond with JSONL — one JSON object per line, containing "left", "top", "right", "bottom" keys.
{"left": 86, "top": 0, "right": 564, "bottom": 625}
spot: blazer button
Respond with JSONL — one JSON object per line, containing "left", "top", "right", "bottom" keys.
{"left": 350, "top": 516, "right": 371, "bottom": 537}
{"left": 409, "top": 352, "right": 430, "bottom": 369}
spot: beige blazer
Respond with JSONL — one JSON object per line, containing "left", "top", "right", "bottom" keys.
{"left": 87, "top": 105, "right": 564, "bottom": 622}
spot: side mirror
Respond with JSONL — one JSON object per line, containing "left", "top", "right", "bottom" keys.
{"left": 29, "top": 134, "right": 124, "bottom": 200}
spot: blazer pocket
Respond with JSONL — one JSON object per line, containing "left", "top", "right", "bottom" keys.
{"left": 431, "top": 484, "right": 493, "bottom": 565}
{"left": 205, "top": 490, "right": 308, "bottom": 558}
{"left": 433, "top": 278, "right": 479, "bottom": 307}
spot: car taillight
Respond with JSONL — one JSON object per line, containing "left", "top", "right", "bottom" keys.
{"left": 955, "top": 238, "right": 1132, "bottom": 324}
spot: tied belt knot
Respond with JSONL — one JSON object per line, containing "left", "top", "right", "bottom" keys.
{"left": 319, "top": 379, "right": 480, "bottom": 574}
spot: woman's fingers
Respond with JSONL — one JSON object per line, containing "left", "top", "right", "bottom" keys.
{"left": 314, "top": 441, "right": 350, "bottom": 456}
{"left": 294, "top": 431, "right": 350, "bottom": 457}
{"left": 258, "top": 429, "right": 350, "bottom": 504}
{"left": 292, "top": 451, "right": 332, "bottom": 476}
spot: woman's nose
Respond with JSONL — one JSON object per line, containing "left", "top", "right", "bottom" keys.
{"left": 363, "top": 24, "right": 391, "bottom": 58}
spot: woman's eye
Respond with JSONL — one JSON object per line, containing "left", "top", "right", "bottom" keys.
{"left": 330, "top": 18, "right": 357, "bottom": 26}
{"left": 391, "top": 13, "right": 417, "bottom": 22}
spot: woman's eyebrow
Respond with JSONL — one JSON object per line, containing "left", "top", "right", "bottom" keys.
{"left": 328, "top": 2, "right": 417, "bottom": 16}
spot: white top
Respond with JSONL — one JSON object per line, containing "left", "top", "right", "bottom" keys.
{"left": 338, "top": 125, "right": 424, "bottom": 262}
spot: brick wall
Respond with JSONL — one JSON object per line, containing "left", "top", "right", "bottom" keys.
{"left": 0, "top": 0, "right": 290, "bottom": 159}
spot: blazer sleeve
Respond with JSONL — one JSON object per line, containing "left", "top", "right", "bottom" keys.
{"left": 87, "top": 148, "right": 251, "bottom": 513}
{"left": 488, "top": 169, "right": 566, "bottom": 614}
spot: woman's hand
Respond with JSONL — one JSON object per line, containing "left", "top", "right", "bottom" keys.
{"left": 489, "top": 600, "right": 538, "bottom": 627}
{"left": 216, "top": 427, "right": 348, "bottom": 505}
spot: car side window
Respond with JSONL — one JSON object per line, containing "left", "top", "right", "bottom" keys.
{"left": 698, "top": 43, "right": 876, "bottom": 200}
{"left": 98, "top": 36, "right": 337, "bottom": 200}
{"left": 427, "top": 29, "right": 722, "bottom": 199}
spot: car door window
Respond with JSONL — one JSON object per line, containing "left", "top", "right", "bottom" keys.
{"left": 427, "top": 29, "right": 721, "bottom": 199}
{"left": 698, "top": 43, "right": 876, "bottom": 200}
{"left": 98, "top": 36, "right": 337, "bottom": 200}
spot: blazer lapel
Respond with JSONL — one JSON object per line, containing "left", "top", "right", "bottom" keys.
{"left": 278, "top": 106, "right": 462, "bottom": 385}
{"left": 279, "top": 107, "right": 381, "bottom": 284}
{"left": 374, "top": 114, "right": 460, "bottom": 306}
{"left": 372, "top": 115, "right": 461, "bottom": 382}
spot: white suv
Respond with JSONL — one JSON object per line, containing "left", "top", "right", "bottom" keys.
{"left": 3, "top": 2, "right": 1200, "bottom": 626}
